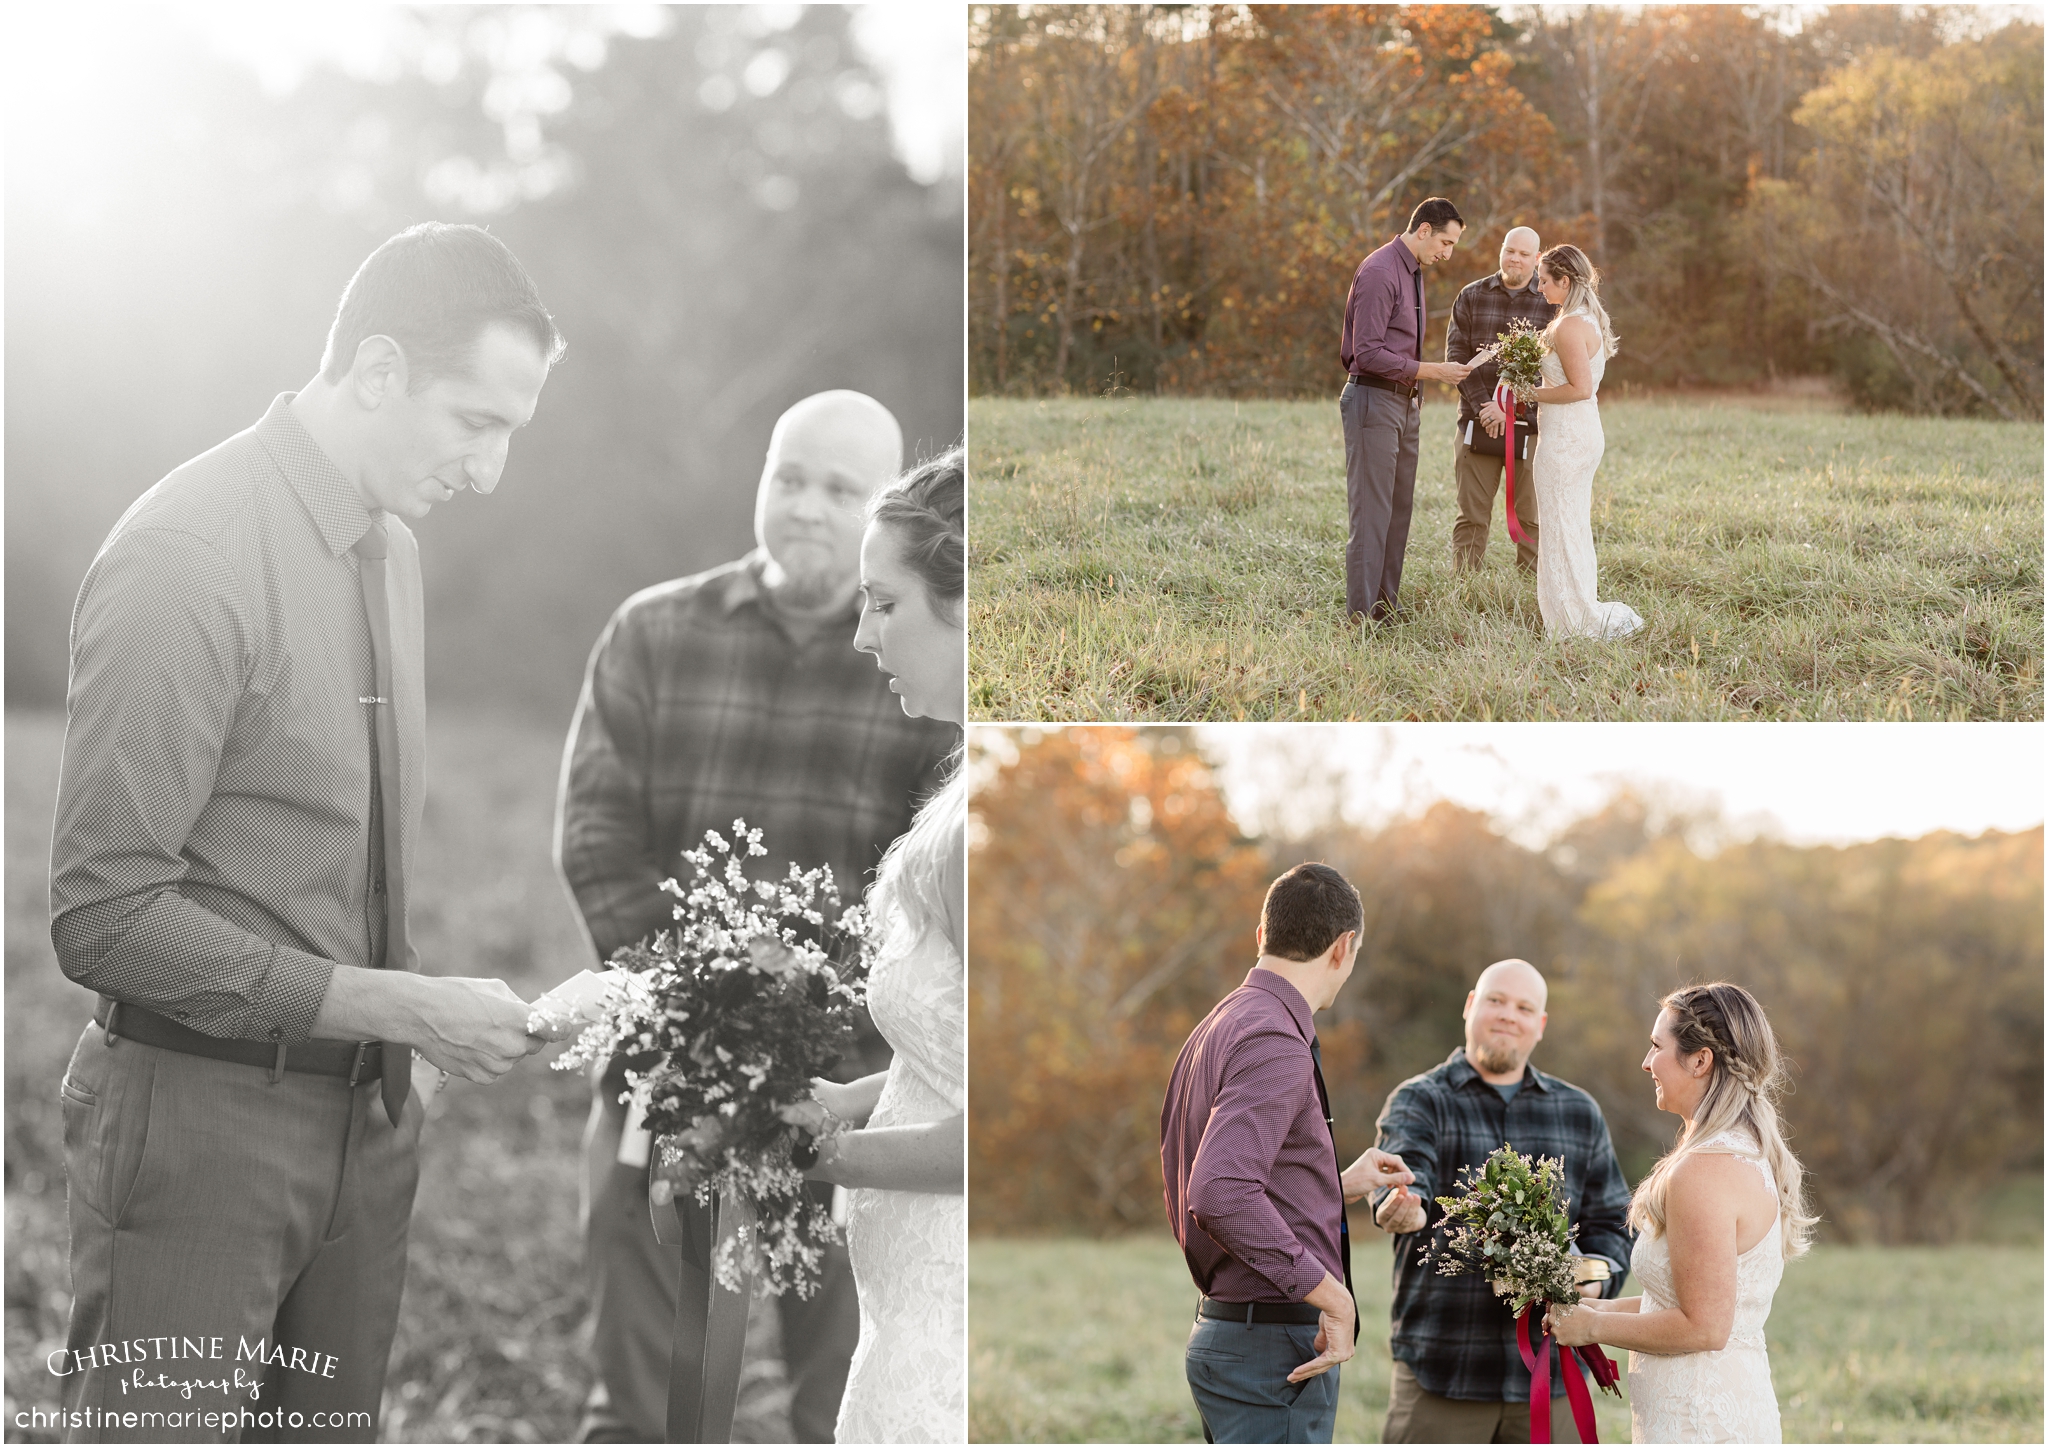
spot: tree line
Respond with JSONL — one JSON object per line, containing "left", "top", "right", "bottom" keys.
{"left": 967, "top": 728, "right": 2043, "bottom": 1243}
{"left": 969, "top": 4, "right": 2042, "bottom": 416}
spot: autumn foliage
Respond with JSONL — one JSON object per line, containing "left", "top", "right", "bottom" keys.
{"left": 970, "top": 4, "right": 2042, "bottom": 414}
{"left": 968, "top": 729, "right": 2044, "bottom": 1243}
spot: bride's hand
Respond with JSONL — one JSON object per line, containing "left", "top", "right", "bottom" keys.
{"left": 1545, "top": 1301, "right": 1600, "bottom": 1347}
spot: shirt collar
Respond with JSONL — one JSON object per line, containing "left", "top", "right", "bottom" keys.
{"left": 1445, "top": 1046, "right": 1551, "bottom": 1092}
{"left": 721, "top": 548, "right": 863, "bottom": 628}
{"left": 1490, "top": 271, "right": 1538, "bottom": 296}
{"left": 1243, "top": 967, "right": 1316, "bottom": 1042}
{"left": 255, "top": 393, "right": 380, "bottom": 558}
{"left": 1388, "top": 235, "right": 1421, "bottom": 275}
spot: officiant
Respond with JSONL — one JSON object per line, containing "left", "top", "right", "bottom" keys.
{"left": 553, "top": 390, "right": 956, "bottom": 1443}
{"left": 1445, "top": 227, "right": 1558, "bottom": 574}
{"left": 1367, "top": 958, "right": 1632, "bottom": 1443}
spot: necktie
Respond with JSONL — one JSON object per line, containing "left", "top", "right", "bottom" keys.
{"left": 1413, "top": 268, "right": 1426, "bottom": 370}
{"left": 1309, "top": 1038, "right": 1358, "bottom": 1340}
{"left": 353, "top": 520, "right": 411, "bottom": 1128}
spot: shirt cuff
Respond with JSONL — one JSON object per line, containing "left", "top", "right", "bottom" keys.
{"left": 250, "top": 945, "right": 335, "bottom": 1042}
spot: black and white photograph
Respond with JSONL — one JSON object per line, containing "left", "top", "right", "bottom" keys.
{"left": 5, "top": 5, "right": 966, "bottom": 1443}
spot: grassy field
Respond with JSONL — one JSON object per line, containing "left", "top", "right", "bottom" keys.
{"left": 3, "top": 710, "right": 799, "bottom": 1444}
{"left": 968, "top": 396, "right": 2043, "bottom": 721}
{"left": 970, "top": 1233, "right": 2045, "bottom": 1443}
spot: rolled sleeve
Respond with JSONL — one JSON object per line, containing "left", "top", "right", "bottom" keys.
{"left": 1372, "top": 1080, "right": 1442, "bottom": 1217}
{"left": 1187, "top": 1030, "right": 1328, "bottom": 1301}
{"left": 1349, "top": 267, "right": 1420, "bottom": 383}
{"left": 1573, "top": 1112, "right": 1636, "bottom": 1297}
{"left": 555, "top": 604, "right": 676, "bottom": 961}
{"left": 50, "top": 527, "right": 335, "bottom": 1041}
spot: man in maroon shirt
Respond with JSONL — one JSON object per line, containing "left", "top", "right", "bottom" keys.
{"left": 1339, "top": 198, "right": 1475, "bottom": 623}
{"left": 1162, "top": 863, "right": 1414, "bottom": 1442}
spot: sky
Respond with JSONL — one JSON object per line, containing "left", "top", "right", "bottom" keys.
{"left": 123, "top": 3, "right": 961, "bottom": 185}
{"left": 1198, "top": 723, "right": 2045, "bottom": 847}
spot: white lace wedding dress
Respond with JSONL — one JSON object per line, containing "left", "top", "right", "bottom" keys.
{"left": 1626, "top": 1130, "right": 1785, "bottom": 1443}
{"left": 1533, "top": 315, "right": 1645, "bottom": 639}
{"left": 834, "top": 919, "right": 966, "bottom": 1442}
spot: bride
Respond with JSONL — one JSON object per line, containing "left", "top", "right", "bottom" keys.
{"left": 781, "top": 449, "right": 967, "bottom": 1443}
{"left": 1523, "top": 245, "right": 1644, "bottom": 640}
{"left": 1546, "top": 983, "right": 1815, "bottom": 1443}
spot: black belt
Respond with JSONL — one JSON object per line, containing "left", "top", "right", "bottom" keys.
{"left": 94, "top": 998, "right": 386, "bottom": 1086}
{"left": 1349, "top": 373, "right": 1419, "bottom": 401}
{"left": 1198, "top": 1296, "right": 1324, "bottom": 1326}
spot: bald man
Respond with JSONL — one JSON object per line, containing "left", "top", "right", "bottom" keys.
{"left": 1368, "top": 960, "right": 1633, "bottom": 1442}
{"left": 1445, "top": 228, "right": 1559, "bottom": 573}
{"left": 554, "top": 391, "right": 957, "bottom": 1441}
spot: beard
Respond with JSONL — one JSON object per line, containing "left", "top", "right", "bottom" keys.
{"left": 1471, "top": 1038, "right": 1528, "bottom": 1076}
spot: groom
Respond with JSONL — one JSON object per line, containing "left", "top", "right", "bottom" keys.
{"left": 1161, "top": 863, "right": 1415, "bottom": 1444}
{"left": 1339, "top": 197, "right": 1474, "bottom": 624}
{"left": 48, "top": 222, "right": 561, "bottom": 1441}
{"left": 1368, "top": 959, "right": 1633, "bottom": 1442}
{"left": 555, "top": 391, "right": 956, "bottom": 1442}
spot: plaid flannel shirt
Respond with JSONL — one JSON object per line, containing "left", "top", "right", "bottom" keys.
{"left": 1445, "top": 272, "right": 1560, "bottom": 431}
{"left": 554, "top": 550, "right": 956, "bottom": 963}
{"left": 1371, "top": 1048, "right": 1633, "bottom": 1403}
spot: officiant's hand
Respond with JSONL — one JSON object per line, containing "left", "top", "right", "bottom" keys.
{"left": 1341, "top": 1147, "right": 1414, "bottom": 1202}
{"left": 1479, "top": 399, "right": 1507, "bottom": 437}
{"left": 1373, "top": 1185, "right": 1428, "bottom": 1235}
{"left": 1418, "top": 360, "right": 1474, "bottom": 384}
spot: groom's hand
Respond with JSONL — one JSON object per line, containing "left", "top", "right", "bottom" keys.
{"left": 406, "top": 976, "right": 546, "bottom": 1082}
{"left": 1341, "top": 1147, "right": 1413, "bottom": 1202}
{"left": 1479, "top": 400, "right": 1507, "bottom": 437}
{"left": 1286, "top": 1273, "right": 1357, "bottom": 1383}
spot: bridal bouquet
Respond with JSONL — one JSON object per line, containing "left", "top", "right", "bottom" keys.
{"left": 1490, "top": 319, "right": 1549, "bottom": 405}
{"left": 1425, "top": 1145, "right": 1622, "bottom": 1431}
{"left": 544, "top": 821, "right": 872, "bottom": 1297}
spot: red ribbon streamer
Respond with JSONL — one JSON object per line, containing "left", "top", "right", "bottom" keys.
{"left": 1516, "top": 1303, "right": 1621, "bottom": 1443}
{"left": 1495, "top": 382, "right": 1529, "bottom": 549}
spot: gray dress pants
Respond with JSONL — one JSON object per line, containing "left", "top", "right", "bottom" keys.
{"left": 1340, "top": 380, "right": 1422, "bottom": 621}
{"left": 58, "top": 1024, "right": 421, "bottom": 1443}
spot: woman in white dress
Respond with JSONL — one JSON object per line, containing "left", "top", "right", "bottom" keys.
{"left": 1547, "top": 982, "right": 1816, "bottom": 1443}
{"left": 782, "top": 450, "right": 966, "bottom": 1443}
{"left": 1524, "top": 245, "right": 1644, "bottom": 639}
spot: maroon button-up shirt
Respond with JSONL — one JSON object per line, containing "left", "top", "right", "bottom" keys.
{"left": 1161, "top": 968, "right": 1343, "bottom": 1303}
{"left": 1339, "top": 235, "right": 1425, "bottom": 382}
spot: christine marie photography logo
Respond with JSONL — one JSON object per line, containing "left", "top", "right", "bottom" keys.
{"left": 16, "top": 1334, "right": 371, "bottom": 1436}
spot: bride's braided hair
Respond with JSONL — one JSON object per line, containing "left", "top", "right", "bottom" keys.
{"left": 1630, "top": 982, "right": 1817, "bottom": 1256}
{"left": 866, "top": 447, "right": 964, "bottom": 625}
{"left": 1538, "top": 244, "right": 1620, "bottom": 359}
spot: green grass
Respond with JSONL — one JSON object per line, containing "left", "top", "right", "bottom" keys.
{"left": 968, "top": 397, "right": 2044, "bottom": 720}
{"left": 970, "top": 1234, "right": 2044, "bottom": 1442}
{"left": 3, "top": 710, "right": 799, "bottom": 1443}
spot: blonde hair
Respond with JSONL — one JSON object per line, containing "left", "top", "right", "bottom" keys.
{"left": 1629, "top": 982, "right": 1817, "bottom": 1258}
{"left": 868, "top": 760, "right": 965, "bottom": 959}
{"left": 1539, "top": 244, "right": 1619, "bottom": 359}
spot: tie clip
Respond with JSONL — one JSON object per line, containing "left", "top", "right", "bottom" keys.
{"left": 359, "top": 696, "right": 389, "bottom": 705}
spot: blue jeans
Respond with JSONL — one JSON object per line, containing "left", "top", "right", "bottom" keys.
{"left": 1184, "top": 1316, "right": 1341, "bottom": 1443}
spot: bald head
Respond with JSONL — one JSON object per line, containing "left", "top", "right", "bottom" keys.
{"left": 755, "top": 390, "right": 904, "bottom": 613}
{"left": 1463, "top": 957, "right": 1549, "bottom": 1082}
{"left": 1499, "top": 228, "right": 1542, "bottom": 290}
{"left": 767, "top": 390, "right": 903, "bottom": 488}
